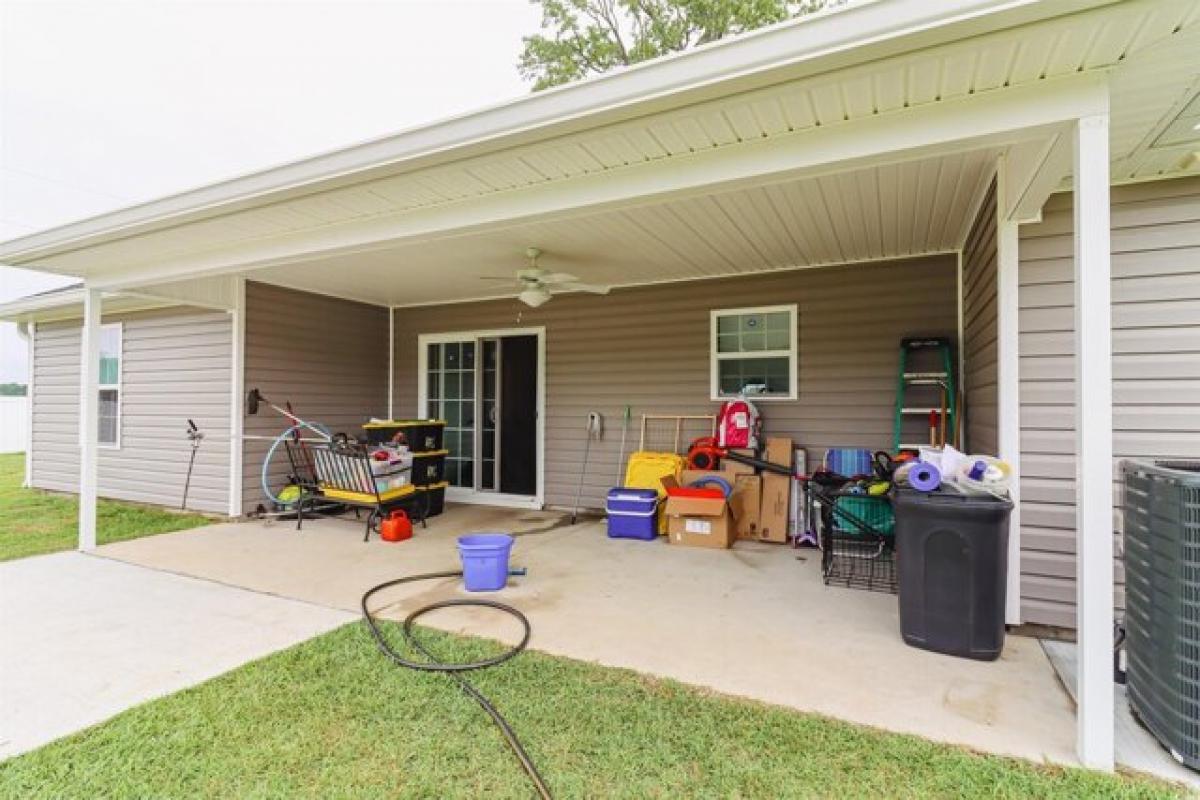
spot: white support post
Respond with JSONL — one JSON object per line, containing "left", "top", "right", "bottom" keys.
{"left": 387, "top": 307, "right": 395, "bottom": 420}
{"left": 78, "top": 287, "right": 102, "bottom": 551}
{"left": 996, "top": 156, "right": 1023, "bottom": 626}
{"left": 227, "top": 276, "right": 246, "bottom": 517}
{"left": 1073, "top": 111, "right": 1115, "bottom": 771}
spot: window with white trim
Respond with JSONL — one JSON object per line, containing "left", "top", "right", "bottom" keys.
{"left": 710, "top": 304, "right": 797, "bottom": 400}
{"left": 98, "top": 323, "right": 122, "bottom": 447}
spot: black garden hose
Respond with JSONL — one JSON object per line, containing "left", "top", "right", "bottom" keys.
{"left": 361, "top": 570, "right": 552, "bottom": 800}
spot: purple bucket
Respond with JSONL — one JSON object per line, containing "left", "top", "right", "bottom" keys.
{"left": 457, "top": 534, "right": 514, "bottom": 592}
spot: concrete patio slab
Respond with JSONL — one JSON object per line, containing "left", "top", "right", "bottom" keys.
{"left": 99, "top": 505, "right": 1082, "bottom": 768}
{"left": 0, "top": 551, "right": 353, "bottom": 760}
{"left": 1043, "top": 639, "right": 1200, "bottom": 789}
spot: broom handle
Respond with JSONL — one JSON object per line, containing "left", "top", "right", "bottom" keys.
{"left": 616, "top": 405, "right": 630, "bottom": 484}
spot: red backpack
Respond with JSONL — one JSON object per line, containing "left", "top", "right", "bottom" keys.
{"left": 716, "top": 398, "right": 761, "bottom": 450}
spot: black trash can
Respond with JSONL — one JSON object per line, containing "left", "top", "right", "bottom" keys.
{"left": 893, "top": 488, "right": 1014, "bottom": 660}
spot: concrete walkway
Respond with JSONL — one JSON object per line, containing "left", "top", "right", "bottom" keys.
{"left": 101, "top": 508, "right": 1081, "bottom": 768}
{"left": 0, "top": 551, "right": 353, "bottom": 760}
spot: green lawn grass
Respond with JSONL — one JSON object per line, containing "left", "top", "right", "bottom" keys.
{"left": 0, "top": 452, "right": 211, "bottom": 562}
{"left": 0, "top": 622, "right": 1181, "bottom": 799}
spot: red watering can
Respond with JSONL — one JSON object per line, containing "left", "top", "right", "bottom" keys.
{"left": 380, "top": 510, "right": 413, "bottom": 542}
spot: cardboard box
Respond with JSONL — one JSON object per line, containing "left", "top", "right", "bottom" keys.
{"left": 758, "top": 437, "right": 793, "bottom": 543}
{"left": 730, "top": 474, "right": 762, "bottom": 539}
{"left": 665, "top": 503, "right": 735, "bottom": 548}
{"left": 759, "top": 472, "right": 791, "bottom": 543}
{"left": 764, "top": 436, "right": 793, "bottom": 467}
{"left": 661, "top": 471, "right": 736, "bottom": 549}
{"left": 723, "top": 449, "right": 757, "bottom": 475}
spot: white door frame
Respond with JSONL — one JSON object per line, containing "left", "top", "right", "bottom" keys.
{"left": 416, "top": 327, "right": 546, "bottom": 510}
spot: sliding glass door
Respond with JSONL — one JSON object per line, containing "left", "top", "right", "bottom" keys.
{"left": 420, "top": 330, "right": 540, "bottom": 505}
{"left": 424, "top": 340, "right": 476, "bottom": 489}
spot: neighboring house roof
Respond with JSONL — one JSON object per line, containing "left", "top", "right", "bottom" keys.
{"left": 0, "top": 0, "right": 1197, "bottom": 315}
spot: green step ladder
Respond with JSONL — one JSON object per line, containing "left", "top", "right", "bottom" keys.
{"left": 892, "top": 337, "right": 957, "bottom": 451}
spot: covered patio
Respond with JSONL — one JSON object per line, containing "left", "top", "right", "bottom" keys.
{"left": 96, "top": 509, "right": 1080, "bottom": 767}
{"left": 4, "top": 0, "right": 1200, "bottom": 778}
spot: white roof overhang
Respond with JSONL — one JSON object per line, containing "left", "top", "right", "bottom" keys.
{"left": 0, "top": 289, "right": 185, "bottom": 324}
{"left": 0, "top": 0, "right": 1197, "bottom": 314}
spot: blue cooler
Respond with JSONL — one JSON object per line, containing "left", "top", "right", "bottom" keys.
{"left": 605, "top": 488, "right": 659, "bottom": 540}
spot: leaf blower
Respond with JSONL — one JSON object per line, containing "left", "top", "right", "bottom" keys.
{"left": 685, "top": 436, "right": 793, "bottom": 476}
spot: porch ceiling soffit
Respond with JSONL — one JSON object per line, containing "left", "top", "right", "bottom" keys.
{"left": 1005, "top": 17, "right": 1200, "bottom": 219}
{"left": 245, "top": 145, "right": 1000, "bottom": 308}
{"left": 91, "top": 72, "right": 1107, "bottom": 293}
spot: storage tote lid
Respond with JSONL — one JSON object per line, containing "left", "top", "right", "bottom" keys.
{"left": 607, "top": 487, "right": 659, "bottom": 501}
{"left": 892, "top": 486, "right": 1013, "bottom": 512}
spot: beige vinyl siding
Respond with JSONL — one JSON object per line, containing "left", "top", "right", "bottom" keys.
{"left": 241, "top": 282, "right": 389, "bottom": 513}
{"left": 392, "top": 255, "right": 957, "bottom": 510}
{"left": 29, "top": 307, "right": 232, "bottom": 513}
{"left": 962, "top": 178, "right": 999, "bottom": 454}
{"left": 1018, "top": 175, "right": 1200, "bottom": 629}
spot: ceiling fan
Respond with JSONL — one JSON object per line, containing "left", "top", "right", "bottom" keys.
{"left": 480, "top": 247, "right": 610, "bottom": 307}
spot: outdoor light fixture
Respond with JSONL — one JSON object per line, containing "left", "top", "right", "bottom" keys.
{"left": 518, "top": 286, "right": 552, "bottom": 307}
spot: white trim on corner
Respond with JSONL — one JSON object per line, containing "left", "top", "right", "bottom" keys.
{"left": 955, "top": 249, "right": 965, "bottom": 434}
{"left": 709, "top": 303, "right": 798, "bottom": 402}
{"left": 23, "top": 322, "right": 35, "bottom": 488}
{"left": 387, "top": 307, "right": 395, "bottom": 420}
{"left": 227, "top": 276, "right": 246, "bottom": 517}
{"left": 417, "top": 326, "right": 546, "bottom": 510}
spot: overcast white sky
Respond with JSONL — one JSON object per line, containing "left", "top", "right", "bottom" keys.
{"left": 0, "top": 0, "right": 541, "bottom": 382}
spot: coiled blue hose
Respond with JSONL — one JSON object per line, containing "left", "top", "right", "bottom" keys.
{"left": 261, "top": 421, "right": 331, "bottom": 507}
{"left": 688, "top": 475, "right": 734, "bottom": 497}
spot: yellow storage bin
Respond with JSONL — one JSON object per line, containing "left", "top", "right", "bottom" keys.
{"left": 622, "top": 451, "right": 685, "bottom": 534}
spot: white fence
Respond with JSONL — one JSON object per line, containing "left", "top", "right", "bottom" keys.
{"left": 0, "top": 396, "right": 29, "bottom": 454}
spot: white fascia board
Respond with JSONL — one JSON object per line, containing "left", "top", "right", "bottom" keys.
{"left": 0, "top": 289, "right": 86, "bottom": 321}
{"left": 0, "top": 289, "right": 179, "bottom": 323}
{"left": 0, "top": 0, "right": 1110, "bottom": 269}
{"left": 95, "top": 71, "right": 1108, "bottom": 292}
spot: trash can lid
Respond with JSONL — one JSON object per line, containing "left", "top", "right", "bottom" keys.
{"left": 892, "top": 486, "right": 1013, "bottom": 511}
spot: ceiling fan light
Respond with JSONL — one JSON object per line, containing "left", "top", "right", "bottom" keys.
{"left": 519, "top": 286, "right": 552, "bottom": 307}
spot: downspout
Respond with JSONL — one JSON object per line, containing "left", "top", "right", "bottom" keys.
{"left": 16, "top": 322, "right": 33, "bottom": 488}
